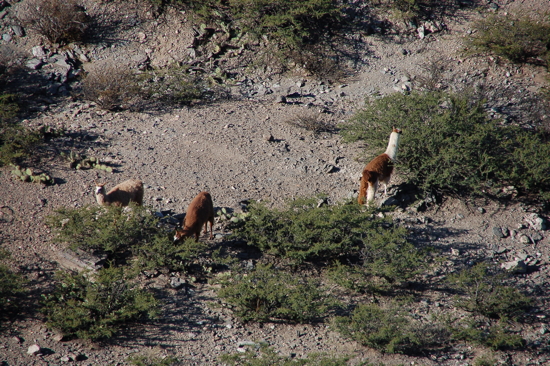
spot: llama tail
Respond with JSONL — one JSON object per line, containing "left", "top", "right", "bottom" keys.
{"left": 358, "top": 170, "right": 379, "bottom": 205}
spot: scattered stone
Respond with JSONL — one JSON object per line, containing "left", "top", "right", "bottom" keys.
{"left": 2, "top": 33, "right": 12, "bottom": 42}
{"left": 492, "top": 226, "right": 506, "bottom": 238}
{"left": 525, "top": 213, "right": 547, "bottom": 231}
{"left": 27, "top": 344, "right": 41, "bottom": 355}
{"left": 170, "top": 276, "right": 186, "bottom": 289}
{"left": 12, "top": 25, "right": 24, "bottom": 37}
{"left": 275, "top": 95, "right": 287, "bottom": 104}
{"left": 501, "top": 260, "right": 527, "bottom": 274}
{"left": 417, "top": 25, "right": 425, "bottom": 39}
{"left": 451, "top": 248, "right": 460, "bottom": 256}
{"left": 531, "top": 232, "right": 543, "bottom": 243}
{"left": 518, "top": 234, "right": 531, "bottom": 244}
{"left": 263, "top": 134, "right": 274, "bottom": 142}
{"left": 477, "top": 207, "right": 485, "bottom": 214}
{"left": 11, "top": 336, "right": 23, "bottom": 344}
{"left": 26, "top": 58, "right": 43, "bottom": 70}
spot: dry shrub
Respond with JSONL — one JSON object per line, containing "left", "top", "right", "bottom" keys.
{"left": 285, "top": 110, "right": 335, "bottom": 136}
{"left": 17, "top": 0, "right": 89, "bottom": 45}
{"left": 81, "top": 64, "right": 139, "bottom": 111}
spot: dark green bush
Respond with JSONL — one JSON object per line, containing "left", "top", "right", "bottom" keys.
{"left": 47, "top": 205, "right": 204, "bottom": 272}
{"left": 220, "top": 345, "right": 353, "bottom": 366}
{"left": 128, "top": 354, "right": 179, "bottom": 366}
{"left": 42, "top": 267, "right": 159, "bottom": 341}
{"left": 17, "top": 0, "right": 90, "bottom": 45}
{"left": 232, "top": 198, "right": 427, "bottom": 287}
{"left": 334, "top": 303, "right": 449, "bottom": 354}
{"left": 447, "top": 263, "right": 532, "bottom": 320}
{"left": 341, "top": 91, "right": 550, "bottom": 199}
{"left": 466, "top": 11, "right": 550, "bottom": 67}
{"left": 217, "top": 264, "right": 336, "bottom": 323}
{"left": 0, "top": 249, "right": 26, "bottom": 321}
{"left": 0, "top": 94, "right": 43, "bottom": 166}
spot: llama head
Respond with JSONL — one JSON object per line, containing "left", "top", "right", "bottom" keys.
{"left": 392, "top": 126, "right": 402, "bottom": 134}
{"left": 94, "top": 181, "right": 106, "bottom": 195}
{"left": 173, "top": 228, "right": 190, "bottom": 242}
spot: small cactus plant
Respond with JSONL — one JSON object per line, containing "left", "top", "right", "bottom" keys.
{"left": 216, "top": 207, "right": 249, "bottom": 224}
{"left": 11, "top": 165, "right": 54, "bottom": 185}
{"left": 61, "top": 152, "right": 113, "bottom": 172}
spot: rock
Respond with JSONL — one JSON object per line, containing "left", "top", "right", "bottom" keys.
{"left": 12, "top": 25, "right": 24, "bottom": 37}
{"left": 451, "top": 248, "right": 460, "bottom": 256}
{"left": 518, "top": 234, "right": 531, "bottom": 244}
{"left": 27, "top": 344, "right": 41, "bottom": 355}
{"left": 501, "top": 260, "right": 527, "bottom": 274}
{"left": 417, "top": 25, "right": 425, "bottom": 39}
{"left": 492, "top": 226, "right": 508, "bottom": 238}
{"left": 263, "top": 134, "right": 274, "bottom": 142}
{"left": 477, "top": 207, "right": 485, "bottom": 214}
{"left": 170, "top": 276, "right": 186, "bottom": 289}
{"left": 275, "top": 95, "right": 287, "bottom": 104}
{"left": 525, "top": 213, "right": 547, "bottom": 231}
{"left": 2, "top": 33, "right": 12, "bottom": 42}
{"left": 26, "top": 58, "right": 43, "bottom": 70}
{"left": 531, "top": 232, "right": 543, "bottom": 242}
{"left": 32, "top": 46, "right": 46, "bottom": 58}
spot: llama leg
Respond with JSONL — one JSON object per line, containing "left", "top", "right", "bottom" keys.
{"left": 209, "top": 219, "right": 214, "bottom": 239}
{"left": 366, "top": 180, "right": 378, "bottom": 206}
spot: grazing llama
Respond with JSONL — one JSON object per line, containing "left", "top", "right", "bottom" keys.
{"left": 94, "top": 179, "right": 144, "bottom": 207}
{"left": 358, "top": 127, "right": 402, "bottom": 206}
{"left": 174, "top": 191, "right": 214, "bottom": 242}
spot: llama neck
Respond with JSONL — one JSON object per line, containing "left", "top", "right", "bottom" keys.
{"left": 95, "top": 190, "right": 109, "bottom": 205}
{"left": 384, "top": 131, "right": 400, "bottom": 160}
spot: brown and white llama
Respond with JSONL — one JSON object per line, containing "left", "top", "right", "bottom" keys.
{"left": 94, "top": 179, "right": 144, "bottom": 207}
{"left": 358, "top": 127, "right": 402, "bottom": 206}
{"left": 174, "top": 191, "right": 214, "bottom": 242}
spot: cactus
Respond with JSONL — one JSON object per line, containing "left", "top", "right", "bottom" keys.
{"left": 63, "top": 152, "right": 112, "bottom": 172}
{"left": 10, "top": 164, "right": 54, "bottom": 185}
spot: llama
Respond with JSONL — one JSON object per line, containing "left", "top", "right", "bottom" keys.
{"left": 358, "top": 127, "right": 402, "bottom": 206}
{"left": 174, "top": 191, "right": 214, "bottom": 242}
{"left": 94, "top": 179, "right": 144, "bottom": 207}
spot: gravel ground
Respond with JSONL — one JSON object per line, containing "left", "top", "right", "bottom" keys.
{"left": 1, "top": 0, "right": 549, "bottom": 365}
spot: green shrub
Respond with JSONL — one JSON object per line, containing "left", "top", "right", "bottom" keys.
{"left": 466, "top": 11, "right": 550, "bottom": 67}
{"left": 232, "top": 199, "right": 427, "bottom": 288}
{"left": 447, "top": 263, "right": 532, "bottom": 320}
{"left": 448, "top": 318, "right": 525, "bottom": 350}
{"left": 128, "top": 354, "right": 179, "bottom": 366}
{"left": 0, "top": 95, "right": 43, "bottom": 166}
{"left": 47, "top": 205, "right": 204, "bottom": 272}
{"left": 220, "top": 345, "right": 353, "bottom": 366}
{"left": 334, "top": 303, "right": 449, "bottom": 354}
{"left": 228, "top": 0, "right": 341, "bottom": 48}
{"left": 42, "top": 267, "right": 159, "bottom": 341}
{"left": 341, "top": 91, "right": 550, "bottom": 199}
{"left": 0, "top": 249, "right": 26, "bottom": 321}
{"left": 217, "top": 264, "right": 336, "bottom": 323}
{"left": 138, "top": 65, "right": 208, "bottom": 106}
{"left": 17, "top": 0, "right": 89, "bottom": 45}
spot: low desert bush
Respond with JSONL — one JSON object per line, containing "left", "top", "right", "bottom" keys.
{"left": 128, "top": 354, "right": 179, "bottom": 366}
{"left": 42, "top": 267, "right": 159, "bottom": 341}
{"left": 285, "top": 111, "right": 335, "bottom": 136}
{"left": 465, "top": 11, "right": 550, "bottom": 67}
{"left": 138, "top": 65, "right": 207, "bottom": 106}
{"left": 0, "top": 249, "right": 26, "bottom": 321}
{"left": 81, "top": 65, "right": 140, "bottom": 111}
{"left": 217, "top": 264, "right": 336, "bottom": 323}
{"left": 334, "top": 303, "right": 449, "bottom": 354}
{"left": 448, "top": 318, "right": 525, "bottom": 350}
{"left": 0, "top": 94, "right": 44, "bottom": 166}
{"left": 231, "top": 198, "right": 427, "bottom": 288}
{"left": 341, "top": 91, "right": 550, "bottom": 200}
{"left": 17, "top": 0, "right": 90, "bottom": 45}
{"left": 447, "top": 263, "right": 532, "bottom": 320}
{"left": 220, "top": 345, "right": 353, "bottom": 366}
{"left": 47, "top": 205, "right": 204, "bottom": 272}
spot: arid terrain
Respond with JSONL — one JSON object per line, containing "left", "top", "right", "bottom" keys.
{"left": 0, "top": 0, "right": 549, "bottom": 365}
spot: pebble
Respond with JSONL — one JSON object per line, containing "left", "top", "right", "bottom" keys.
{"left": 27, "top": 344, "right": 41, "bottom": 355}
